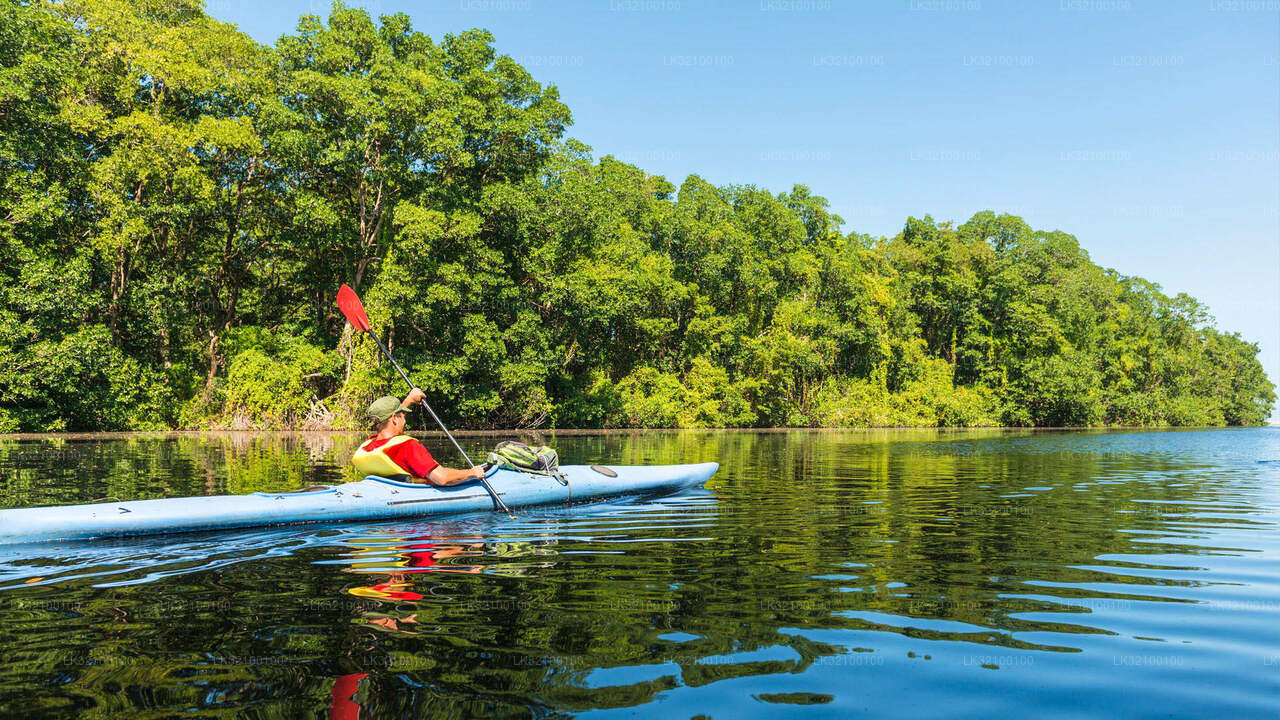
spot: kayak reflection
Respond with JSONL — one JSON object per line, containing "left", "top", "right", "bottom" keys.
{"left": 340, "top": 531, "right": 558, "bottom": 579}
{"left": 0, "top": 521, "right": 556, "bottom": 590}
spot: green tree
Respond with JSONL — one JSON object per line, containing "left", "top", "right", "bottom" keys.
{"left": 0, "top": 1, "right": 1271, "bottom": 431}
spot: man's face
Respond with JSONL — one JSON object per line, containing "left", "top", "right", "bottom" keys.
{"left": 392, "top": 412, "right": 406, "bottom": 432}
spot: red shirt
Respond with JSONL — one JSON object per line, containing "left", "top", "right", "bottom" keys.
{"left": 363, "top": 436, "right": 439, "bottom": 479}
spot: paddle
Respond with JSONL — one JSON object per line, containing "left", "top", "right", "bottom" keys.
{"left": 336, "top": 284, "right": 516, "bottom": 519}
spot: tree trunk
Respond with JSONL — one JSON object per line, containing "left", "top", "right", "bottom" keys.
{"left": 204, "top": 329, "right": 220, "bottom": 398}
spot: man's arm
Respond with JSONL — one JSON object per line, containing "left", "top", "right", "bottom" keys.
{"left": 426, "top": 465, "right": 487, "bottom": 487}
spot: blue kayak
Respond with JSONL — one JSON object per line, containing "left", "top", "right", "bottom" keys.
{"left": 0, "top": 462, "right": 718, "bottom": 544}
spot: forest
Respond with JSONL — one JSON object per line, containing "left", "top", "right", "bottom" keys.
{"left": 0, "top": 0, "right": 1273, "bottom": 431}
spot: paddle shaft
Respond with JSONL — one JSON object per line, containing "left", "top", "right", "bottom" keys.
{"left": 362, "top": 329, "right": 514, "bottom": 517}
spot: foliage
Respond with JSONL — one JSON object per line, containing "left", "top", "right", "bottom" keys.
{"left": 216, "top": 328, "right": 338, "bottom": 429}
{"left": 0, "top": 1, "right": 1273, "bottom": 430}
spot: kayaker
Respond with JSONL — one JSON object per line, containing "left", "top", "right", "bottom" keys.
{"left": 352, "top": 390, "right": 486, "bottom": 485}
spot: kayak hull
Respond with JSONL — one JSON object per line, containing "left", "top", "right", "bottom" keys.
{"left": 0, "top": 462, "right": 718, "bottom": 544}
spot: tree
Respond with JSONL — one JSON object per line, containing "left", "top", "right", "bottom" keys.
{"left": 0, "top": 2, "right": 1271, "bottom": 431}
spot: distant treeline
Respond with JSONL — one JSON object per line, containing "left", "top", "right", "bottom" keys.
{"left": 0, "top": 1, "right": 1273, "bottom": 431}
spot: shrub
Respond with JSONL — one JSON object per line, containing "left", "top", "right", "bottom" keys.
{"left": 218, "top": 329, "right": 338, "bottom": 428}
{"left": 678, "top": 357, "right": 756, "bottom": 427}
{"left": 615, "top": 367, "right": 684, "bottom": 428}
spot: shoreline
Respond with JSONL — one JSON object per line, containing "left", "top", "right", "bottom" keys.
{"left": 0, "top": 425, "right": 1268, "bottom": 441}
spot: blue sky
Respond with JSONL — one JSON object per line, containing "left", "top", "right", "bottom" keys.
{"left": 208, "top": 0, "right": 1280, "bottom": 418}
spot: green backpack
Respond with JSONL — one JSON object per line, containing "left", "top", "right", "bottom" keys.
{"left": 487, "top": 441, "right": 567, "bottom": 485}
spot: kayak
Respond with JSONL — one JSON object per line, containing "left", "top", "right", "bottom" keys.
{"left": 0, "top": 462, "right": 719, "bottom": 544}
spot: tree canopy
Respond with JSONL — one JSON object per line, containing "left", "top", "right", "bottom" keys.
{"left": 0, "top": 0, "right": 1273, "bottom": 431}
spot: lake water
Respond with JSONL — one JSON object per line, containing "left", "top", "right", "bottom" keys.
{"left": 0, "top": 428, "right": 1277, "bottom": 718}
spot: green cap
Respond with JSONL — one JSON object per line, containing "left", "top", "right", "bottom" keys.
{"left": 367, "top": 396, "right": 412, "bottom": 422}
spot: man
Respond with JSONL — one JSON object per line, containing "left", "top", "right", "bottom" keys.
{"left": 351, "top": 389, "right": 486, "bottom": 485}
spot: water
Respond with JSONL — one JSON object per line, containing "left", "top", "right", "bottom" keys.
{"left": 0, "top": 428, "right": 1277, "bottom": 718}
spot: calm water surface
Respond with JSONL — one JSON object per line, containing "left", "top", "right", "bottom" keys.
{"left": 0, "top": 428, "right": 1277, "bottom": 718}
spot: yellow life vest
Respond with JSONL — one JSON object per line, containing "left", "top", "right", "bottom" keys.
{"left": 352, "top": 435, "right": 417, "bottom": 478}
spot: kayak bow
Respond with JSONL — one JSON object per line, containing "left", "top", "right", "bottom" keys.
{"left": 0, "top": 462, "right": 718, "bottom": 544}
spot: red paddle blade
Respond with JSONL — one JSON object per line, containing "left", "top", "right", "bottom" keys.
{"left": 335, "top": 284, "right": 372, "bottom": 332}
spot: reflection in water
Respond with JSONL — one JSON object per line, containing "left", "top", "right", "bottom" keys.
{"left": 0, "top": 429, "right": 1277, "bottom": 717}
{"left": 344, "top": 534, "right": 493, "bottom": 575}
{"left": 329, "top": 672, "right": 368, "bottom": 720}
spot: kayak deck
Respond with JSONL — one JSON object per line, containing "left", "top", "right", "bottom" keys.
{"left": 0, "top": 462, "right": 719, "bottom": 544}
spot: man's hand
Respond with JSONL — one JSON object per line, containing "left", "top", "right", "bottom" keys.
{"left": 403, "top": 387, "right": 426, "bottom": 407}
{"left": 470, "top": 465, "right": 487, "bottom": 479}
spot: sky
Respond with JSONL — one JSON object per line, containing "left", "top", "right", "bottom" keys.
{"left": 206, "top": 0, "right": 1280, "bottom": 419}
